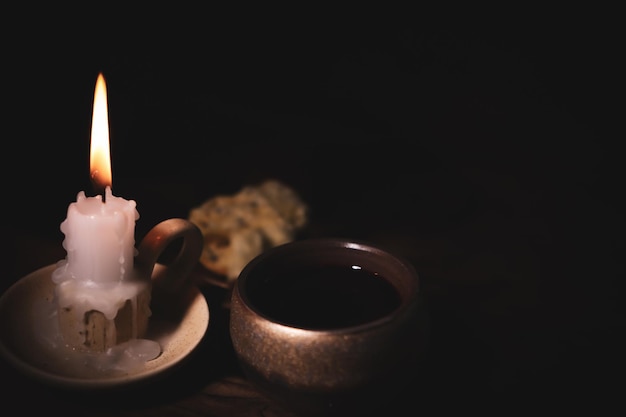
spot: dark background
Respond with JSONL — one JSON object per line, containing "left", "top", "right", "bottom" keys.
{"left": 2, "top": 8, "right": 623, "bottom": 413}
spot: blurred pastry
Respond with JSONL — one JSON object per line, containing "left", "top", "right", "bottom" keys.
{"left": 189, "top": 180, "right": 308, "bottom": 282}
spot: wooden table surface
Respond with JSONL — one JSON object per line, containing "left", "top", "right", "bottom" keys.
{"left": 1, "top": 14, "right": 622, "bottom": 416}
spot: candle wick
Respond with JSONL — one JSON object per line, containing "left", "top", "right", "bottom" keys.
{"left": 90, "top": 170, "right": 107, "bottom": 202}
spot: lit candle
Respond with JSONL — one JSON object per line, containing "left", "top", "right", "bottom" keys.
{"left": 51, "top": 73, "right": 151, "bottom": 352}
{"left": 52, "top": 73, "right": 139, "bottom": 284}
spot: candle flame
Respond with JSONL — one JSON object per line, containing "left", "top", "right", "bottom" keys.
{"left": 90, "top": 72, "right": 112, "bottom": 195}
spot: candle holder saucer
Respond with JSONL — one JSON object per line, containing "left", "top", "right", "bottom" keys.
{"left": 0, "top": 264, "right": 209, "bottom": 390}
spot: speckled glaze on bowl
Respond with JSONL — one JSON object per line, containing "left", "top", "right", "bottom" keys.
{"left": 229, "top": 238, "right": 429, "bottom": 416}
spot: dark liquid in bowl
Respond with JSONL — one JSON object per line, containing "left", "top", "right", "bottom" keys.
{"left": 246, "top": 265, "right": 402, "bottom": 329}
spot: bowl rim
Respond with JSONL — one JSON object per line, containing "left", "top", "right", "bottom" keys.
{"left": 233, "top": 237, "right": 420, "bottom": 334}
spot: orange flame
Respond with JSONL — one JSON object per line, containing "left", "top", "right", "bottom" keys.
{"left": 89, "top": 72, "right": 112, "bottom": 194}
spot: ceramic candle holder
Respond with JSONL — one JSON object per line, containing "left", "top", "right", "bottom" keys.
{"left": 0, "top": 218, "right": 208, "bottom": 388}
{"left": 229, "top": 238, "right": 430, "bottom": 416}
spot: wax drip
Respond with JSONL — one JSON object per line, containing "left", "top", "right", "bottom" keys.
{"left": 33, "top": 295, "right": 161, "bottom": 374}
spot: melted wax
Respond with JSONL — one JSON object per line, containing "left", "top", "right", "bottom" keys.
{"left": 33, "top": 294, "right": 161, "bottom": 374}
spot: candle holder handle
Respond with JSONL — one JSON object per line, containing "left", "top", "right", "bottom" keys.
{"left": 135, "top": 218, "right": 203, "bottom": 295}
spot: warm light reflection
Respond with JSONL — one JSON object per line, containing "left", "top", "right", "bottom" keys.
{"left": 90, "top": 73, "right": 112, "bottom": 193}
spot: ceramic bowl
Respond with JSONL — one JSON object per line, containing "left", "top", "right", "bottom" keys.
{"left": 229, "top": 238, "right": 429, "bottom": 416}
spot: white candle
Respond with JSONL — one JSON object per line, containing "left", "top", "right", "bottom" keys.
{"left": 52, "top": 186, "right": 139, "bottom": 283}
{"left": 50, "top": 73, "right": 153, "bottom": 353}
{"left": 52, "top": 73, "right": 139, "bottom": 284}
